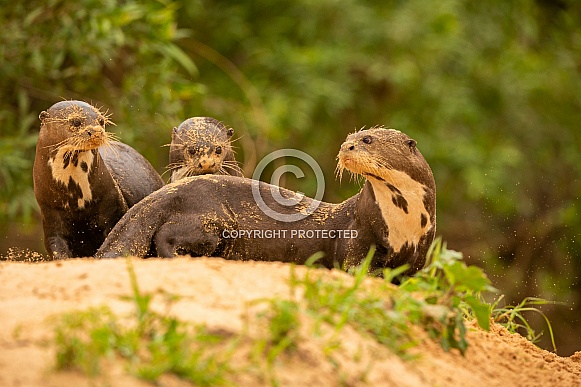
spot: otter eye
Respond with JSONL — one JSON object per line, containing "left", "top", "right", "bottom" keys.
{"left": 215, "top": 146, "right": 222, "bottom": 155}
{"left": 362, "top": 136, "right": 373, "bottom": 144}
{"left": 187, "top": 147, "right": 196, "bottom": 156}
{"left": 226, "top": 128, "right": 234, "bottom": 137}
{"left": 98, "top": 117, "right": 105, "bottom": 126}
{"left": 406, "top": 139, "right": 417, "bottom": 148}
{"left": 71, "top": 118, "right": 82, "bottom": 128}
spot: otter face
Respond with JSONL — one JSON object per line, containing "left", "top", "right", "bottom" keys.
{"left": 169, "top": 117, "right": 237, "bottom": 182}
{"left": 337, "top": 127, "right": 434, "bottom": 189}
{"left": 337, "top": 127, "right": 436, "bottom": 253}
{"left": 39, "top": 100, "right": 112, "bottom": 151}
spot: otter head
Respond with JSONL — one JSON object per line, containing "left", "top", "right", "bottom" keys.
{"left": 38, "top": 101, "right": 114, "bottom": 209}
{"left": 337, "top": 127, "right": 435, "bottom": 192}
{"left": 337, "top": 127, "right": 436, "bottom": 255}
{"left": 168, "top": 117, "right": 238, "bottom": 182}
{"left": 39, "top": 100, "right": 112, "bottom": 151}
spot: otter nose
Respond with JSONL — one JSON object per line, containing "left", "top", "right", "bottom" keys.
{"left": 341, "top": 142, "right": 356, "bottom": 152}
{"left": 198, "top": 156, "right": 216, "bottom": 170}
{"left": 86, "top": 126, "right": 103, "bottom": 141}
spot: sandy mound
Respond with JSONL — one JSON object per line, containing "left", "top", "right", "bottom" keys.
{"left": 1, "top": 257, "right": 580, "bottom": 386}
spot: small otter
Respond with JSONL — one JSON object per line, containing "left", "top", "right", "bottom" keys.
{"left": 168, "top": 117, "right": 242, "bottom": 182}
{"left": 97, "top": 128, "right": 436, "bottom": 275}
{"left": 33, "top": 100, "right": 163, "bottom": 259}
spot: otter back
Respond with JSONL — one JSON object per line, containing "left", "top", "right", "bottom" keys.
{"left": 100, "top": 141, "right": 164, "bottom": 207}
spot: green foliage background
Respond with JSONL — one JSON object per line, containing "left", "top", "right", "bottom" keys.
{"left": 1, "top": 0, "right": 579, "bottom": 355}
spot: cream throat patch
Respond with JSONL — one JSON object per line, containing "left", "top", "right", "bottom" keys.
{"left": 367, "top": 170, "right": 432, "bottom": 253}
{"left": 48, "top": 148, "right": 95, "bottom": 208}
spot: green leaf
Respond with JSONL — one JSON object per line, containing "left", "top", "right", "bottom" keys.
{"left": 443, "top": 262, "right": 491, "bottom": 292}
{"left": 465, "top": 295, "right": 491, "bottom": 331}
{"left": 156, "top": 43, "right": 198, "bottom": 76}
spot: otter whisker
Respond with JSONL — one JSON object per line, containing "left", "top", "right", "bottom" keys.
{"left": 348, "top": 170, "right": 360, "bottom": 184}
{"left": 99, "top": 141, "right": 121, "bottom": 160}
{"left": 166, "top": 161, "right": 187, "bottom": 171}
{"left": 229, "top": 134, "right": 244, "bottom": 144}
{"left": 104, "top": 132, "right": 121, "bottom": 143}
{"left": 43, "top": 137, "right": 71, "bottom": 150}
{"left": 334, "top": 161, "right": 345, "bottom": 184}
{"left": 161, "top": 142, "right": 179, "bottom": 148}
{"left": 374, "top": 155, "right": 394, "bottom": 168}
{"left": 160, "top": 168, "right": 173, "bottom": 180}
{"left": 170, "top": 166, "right": 190, "bottom": 182}
{"left": 185, "top": 166, "right": 200, "bottom": 178}
{"left": 222, "top": 163, "right": 244, "bottom": 176}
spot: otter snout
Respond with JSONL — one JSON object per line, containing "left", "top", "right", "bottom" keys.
{"left": 198, "top": 156, "right": 217, "bottom": 171}
{"left": 85, "top": 127, "right": 98, "bottom": 138}
{"left": 338, "top": 139, "right": 361, "bottom": 164}
{"left": 336, "top": 136, "right": 377, "bottom": 177}
{"left": 84, "top": 125, "right": 106, "bottom": 147}
{"left": 340, "top": 140, "right": 357, "bottom": 152}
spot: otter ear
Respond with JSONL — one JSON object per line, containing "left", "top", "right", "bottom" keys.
{"left": 226, "top": 128, "right": 234, "bottom": 137}
{"left": 39, "top": 111, "right": 49, "bottom": 123}
{"left": 406, "top": 139, "right": 417, "bottom": 149}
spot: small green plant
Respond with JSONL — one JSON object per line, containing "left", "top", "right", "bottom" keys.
{"left": 53, "top": 259, "right": 234, "bottom": 385}
{"left": 262, "top": 299, "right": 300, "bottom": 360}
{"left": 491, "top": 296, "right": 558, "bottom": 351}
{"left": 414, "top": 239, "right": 557, "bottom": 353}
{"left": 53, "top": 306, "right": 118, "bottom": 376}
{"left": 291, "top": 239, "right": 553, "bottom": 356}
{"left": 249, "top": 297, "right": 302, "bottom": 386}
{"left": 398, "top": 238, "right": 496, "bottom": 353}
{"left": 293, "top": 248, "right": 414, "bottom": 356}
{"left": 292, "top": 238, "right": 503, "bottom": 356}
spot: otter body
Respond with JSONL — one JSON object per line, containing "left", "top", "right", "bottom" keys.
{"left": 97, "top": 128, "right": 436, "bottom": 274}
{"left": 168, "top": 117, "right": 242, "bottom": 181}
{"left": 33, "top": 100, "right": 163, "bottom": 259}
{"left": 100, "top": 141, "right": 164, "bottom": 207}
